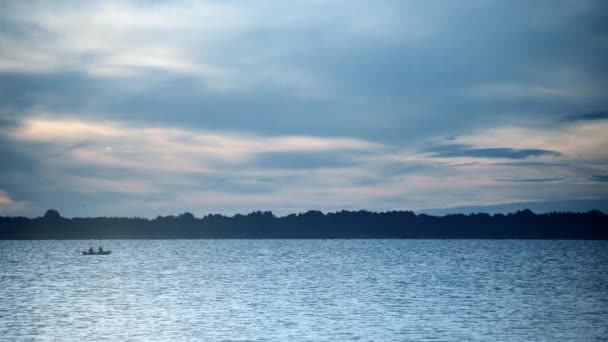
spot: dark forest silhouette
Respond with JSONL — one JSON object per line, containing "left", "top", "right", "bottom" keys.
{"left": 0, "top": 209, "right": 606, "bottom": 239}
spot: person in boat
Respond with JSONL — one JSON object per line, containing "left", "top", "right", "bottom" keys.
{"left": 98, "top": 246, "right": 104, "bottom": 253}
{"left": 88, "top": 246, "right": 94, "bottom": 254}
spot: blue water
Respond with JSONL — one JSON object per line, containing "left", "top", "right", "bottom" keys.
{"left": 1, "top": 240, "right": 607, "bottom": 341}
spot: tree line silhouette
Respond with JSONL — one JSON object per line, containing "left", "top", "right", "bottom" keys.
{"left": 0, "top": 208, "right": 606, "bottom": 239}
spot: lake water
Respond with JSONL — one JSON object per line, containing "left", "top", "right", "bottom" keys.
{"left": 1, "top": 240, "right": 607, "bottom": 341}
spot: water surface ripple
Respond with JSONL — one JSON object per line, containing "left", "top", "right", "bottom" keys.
{"left": 1, "top": 240, "right": 607, "bottom": 341}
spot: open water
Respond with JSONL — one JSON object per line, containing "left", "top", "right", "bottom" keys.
{"left": 1, "top": 240, "right": 607, "bottom": 341}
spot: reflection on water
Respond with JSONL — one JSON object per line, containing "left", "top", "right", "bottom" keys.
{"left": 1, "top": 240, "right": 607, "bottom": 341}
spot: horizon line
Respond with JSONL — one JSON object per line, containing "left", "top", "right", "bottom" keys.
{"left": 5, "top": 207, "right": 606, "bottom": 220}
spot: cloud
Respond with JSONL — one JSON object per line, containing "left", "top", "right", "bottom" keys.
{"left": 0, "top": 190, "right": 14, "bottom": 206}
{"left": 1, "top": 1, "right": 607, "bottom": 216}
{"left": 253, "top": 151, "right": 357, "bottom": 170}
{"left": 0, "top": 190, "right": 26, "bottom": 213}
{"left": 4, "top": 116, "right": 382, "bottom": 172}
{"left": 1, "top": 0, "right": 607, "bottom": 148}
{"left": 424, "top": 144, "right": 561, "bottom": 159}
{"left": 0, "top": 115, "right": 391, "bottom": 214}
{"left": 465, "top": 82, "right": 582, "bottom": 100}
{"left": 0, "top": 0, "right": 400, "bottom": 95}
{"left": 446, "top": 122, "right": 608, "bottom": 164}
{"left": 0, "top": 2, "right": 231, "bottom": 81}
{"left": 495, "top": 178, "right": 563, "bottom": 183}
{"left": 491, "top": 162, "right": 569, "bottom": 167}
{"left": 5, "top": 112, "right": 606, "bottom": 217}
{"left": 561, "top": 111, "right": 608, "bottom": 122}
{"left": 591, "top": 175, "right": 608, "bottom": 182}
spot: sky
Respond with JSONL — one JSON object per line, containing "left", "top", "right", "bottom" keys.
{"left": 0, "top": 0, "right": 607, "bottom": 217}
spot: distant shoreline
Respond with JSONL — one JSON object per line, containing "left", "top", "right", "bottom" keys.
{"left": 1, "top": 209, "right": 606, "bottom": 240}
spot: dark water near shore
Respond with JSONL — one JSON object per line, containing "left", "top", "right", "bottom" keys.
{"left": 1, "top": 240, "right": 607, "bottom": 341}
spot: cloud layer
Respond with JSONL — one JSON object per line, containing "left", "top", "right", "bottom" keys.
{"left": 0, "top": 0, "right": 607, "bottom": 216}
{"left": 1, "top": 113, "right": 607, "bottom": 216}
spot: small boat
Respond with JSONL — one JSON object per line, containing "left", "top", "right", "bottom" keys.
{"left": 82, "top": 250, "right": 111, "bottom": 255}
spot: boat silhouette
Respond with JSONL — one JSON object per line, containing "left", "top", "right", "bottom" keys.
{"left": 82, "top": 250, "right": 111, "bottom": 255}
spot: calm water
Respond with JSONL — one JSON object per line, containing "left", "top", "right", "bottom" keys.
{"left": 1, "top": 240, "right": 607, "bottom": 341}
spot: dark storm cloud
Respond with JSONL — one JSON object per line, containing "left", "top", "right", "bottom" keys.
{"left": 424, "top": 144, "right": 562, "bottom": 159}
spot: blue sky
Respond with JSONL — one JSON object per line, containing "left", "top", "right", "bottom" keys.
{"left": 0, "top": 0, "right": 607, "bottom": 217}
